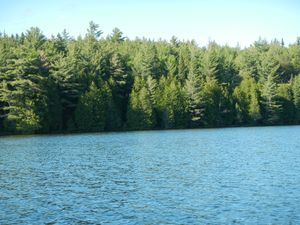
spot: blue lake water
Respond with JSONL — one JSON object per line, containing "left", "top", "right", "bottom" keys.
{"left": 0, "top": 126, "right": 300, "bottom": 224}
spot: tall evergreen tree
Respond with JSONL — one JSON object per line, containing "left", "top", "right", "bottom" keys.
{"left": 185, "top": 67, "right": 203, "bottom": 127}
{"left": 133, "top": 44, "right": 161, "bottom": 79}
{"left": 50, "top": 41, "right": 91, "bottom": 130}
{"left": 157, "top": 76, "right": 189, "bottom": 128}
{"left": 177, "top": 45, "right": 190, "bottom": 81}
{"left": 108, "top": 53, "right": 131, "bottom": 129}
{"left": 201, "top": 78, "right": 223, "bottom": 126}
{"left": 110, "top": 28, "right": 125, "bottom": 43}
{"left": 0, "top": 33, "right": 49, "bottom": 133}
{"left": 127, "top": 77, "right": 156, "bottom": 130}
{"left": 235, "top": 47, "right": 261, "bottom": 81}
{"left": 277, "top": 82, "right": 296, "bottom": 124}
{"left": 260, "top": 71, "right": 281, "bottom": 124}
{"left": 292, "top": 75, "right": 300, "bottom": 123}
{"left": 86, "top": 21, "right": 102, "bottom": 40}
{"left": 75, "top": 82, "right": 111, "bottom": 132}
{"left": 233, "top": 77, "right": 261, "bottom": 124}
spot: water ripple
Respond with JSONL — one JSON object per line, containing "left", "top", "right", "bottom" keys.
{"left": 0, "top": 126, "right": 300, "bottom": 224}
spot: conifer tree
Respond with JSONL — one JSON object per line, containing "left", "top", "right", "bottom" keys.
{"left": 202, "top": 78, "right": 223, "bottom": 126}
{"left": 127, "top": 77, "right": 155, "bottom": 130}
{"left": 75, "top": 82, "right": 111, "bottom": 132}
{"left": 0, "top": 32, "right": 48, "bottom": 133}
{"left": 157, "top": 76, "right": 189, "bottom": 128}
{"left": 108, "top": 53, "right": 131, "bottom": 128}
{"left": 110, "top": 28, "right": 125, "bottom": 43}
{"left": 185, "top": 68, "right": 203, "bottom": 127}
{"left": 233, "top": 77, "right": 261, "bottom": 124}
{"left": 261, "top": 71, "right": 281, "bottom": 124}
{"left": 292, "top": 75, "right": 300, "bottom": 122}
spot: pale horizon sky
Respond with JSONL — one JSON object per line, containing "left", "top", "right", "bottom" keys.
{"left": 0, "top": 0, "right": 299, "bottom": 47}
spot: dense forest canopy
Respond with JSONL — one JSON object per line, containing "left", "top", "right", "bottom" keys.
{"left": 1, "top": 22, "right": 300, "bottom": 134}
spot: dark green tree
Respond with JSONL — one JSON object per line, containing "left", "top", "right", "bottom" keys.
{"left": 108, "top": 53, "right": 131, "bottom": 129}
{"left": 50, "top": 41, "right": 91, "bottom": 130}
{"left": 133, "top": 44, "right": 161, "bottom": 79}
{"left": 185, "top": 66, "right": 203, "bottom": 127}
{"left": 260, "top": 70, "right": 281, "bottom": 124}
{"left": 277, "top": 82, "right": 296, "bottom": 124}
{"left": 199, "top": 77, "right": 223, "bottom": 126}
{"left": 0, "top": 32, "right": 49, "bottom": 133}
{"left": 292, "top": 75, "right": 300, "bottom": 122}
{"left": 75, "top": 82, "right": 111, "bottom": 132}
{"left": 157, "top": 76, "right": 189, "bottom": 128}
{"left": 127, "top": 77, "right": 156, "bottom": 130}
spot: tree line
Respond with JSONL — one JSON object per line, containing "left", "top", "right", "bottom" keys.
{"left": 1, "top": 22, "right": 300, "bottom": 134}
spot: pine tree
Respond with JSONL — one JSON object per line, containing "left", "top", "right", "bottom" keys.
{"left": 166, "top": 54, "right": 177, "bottom": 77}
{"left": 50, "top": 41, "right": 92, "bottom": 130}
{"left": 261, "top": 72, "right": 281, "bottom": 124}
{"left": 108, "top": 53, "right": 131, "bottom": 128}
{"left": 248, "top": 82, "right": 262, "bottom": 123}
{"left": 202, "top": 43, "right": 219, "bottom": 80}
{"left": 23, "top": 27, "right": 46, "bottom": 50}
{"left": 185, "top": 69, "right": 203, "bottom": 127}
{"left": 233, "top": 78, "right": 261, "bottom": 124}
{"left": 292, "top": 75, "right": 300, "bottom": 122}
{"left": 157, "top": 76, "right": 189, "bottom": 128}
{"left": 0, "top": 37, "right": 48, "bottom": 133}
{"left": 277, "top": 82, "right": 296, "bottom": 124}
{"left": 75, "top": 82, "right": 111, "bottom": 132}
{"left": 177, "top": 46, "right": 190, "bottom": 81}
{"left": 200, "top": 77, "right": 223, "bottom": 126}
{"left": 127, "top": 77, "right": 155, "bottom": 130}
{"left": 110, "top": 28, "right": 125, "bottom": 42}
{"left": 133, "top": 44, "right": 161, "bottom": 79}
{"left": 86, "top": 21, "right": 102, "bottom": 40}
{"left": 235, "top": 46, "right": 261, "bottom": 81}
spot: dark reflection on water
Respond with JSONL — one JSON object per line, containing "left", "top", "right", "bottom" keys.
{"left": 0, "top": 126, "right": 300, "bottom": 224}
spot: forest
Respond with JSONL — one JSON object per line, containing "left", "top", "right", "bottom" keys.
{"left": 0, "top": 22, "right": 300, "bottom": 135}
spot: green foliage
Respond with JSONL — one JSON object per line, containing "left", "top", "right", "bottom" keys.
{"left": 110, "top": 28, "right": 125, "bottom": 43}
{"left": 289, "top": 44, "right": 300, "bottom": 74}
{"left": 200, "top": 78, "right": 223, "bottom": 126}
{"left": 75, "top": 82, "right": 111, "bottom": 132}
{"left": 0, "top": 39, "right": 48, "bottom": 133}
{"left": 233, "top": 78, "right": 261, "bottom": 124}
{"left": 127, "top": 77, "right": 156, "bottom": 130}
{"left": 0, "top": 24, "right": 299, "bottom": 135}
{"left": 235, "top": 47, "right": 260, "bottom": 81}
{"left": 132, "top": 43, "right": 162, "bottom": 80}
{"left": 277, "top": 82, "right": 296, "bottom": 124}
{"left": 177, "top": 45, "right": 190, "bottom": 81}
{"left": 292, "top": 75, "right": 300, "bottom": 122}
{"left": 157, "top": 76, "right": 189, "bottom": 128}
{"left": 86, "top": 21, "right": 102, "bottom": 40}
{"left": 261, "top": 71, "right": 281, "bottom": 124}
{"left": 108, "top": 52, "right": 132, "bottom": 128}
{"left": 185, "top": 67, "right": 203, "bottom": 127}
{"left": 51, "top": 51, "right": 84, "bottom": 130}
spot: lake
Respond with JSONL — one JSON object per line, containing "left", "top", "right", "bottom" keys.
{"left": 0, "top": 126, "right": 300, "bottom": 224}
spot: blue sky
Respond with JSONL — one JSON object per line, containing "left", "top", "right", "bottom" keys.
{"left": 0, "top": 0, "right": 299, "bottom": 47}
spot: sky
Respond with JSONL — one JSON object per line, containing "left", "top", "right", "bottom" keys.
{"left": 0, "top": 0, "right": 299, "bottom": 47}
